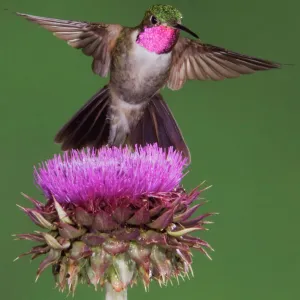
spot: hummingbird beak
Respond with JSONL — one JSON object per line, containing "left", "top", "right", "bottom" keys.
{"left": 173, "top": 23, "right": 199, "bottom": 39}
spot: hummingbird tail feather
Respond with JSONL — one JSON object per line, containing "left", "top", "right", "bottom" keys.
{"left": 55, "top": 88, "right": 190, "bottom": 163}
{"left": 130, "top": 94, "right": 191, "bottom": 163}
{"left": 54, "top": 86, "right": 110, "bottom": 150}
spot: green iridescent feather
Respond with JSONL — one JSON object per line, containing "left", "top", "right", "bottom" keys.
{"left": 149, "top": 4, "right": 182, "bottom": 23}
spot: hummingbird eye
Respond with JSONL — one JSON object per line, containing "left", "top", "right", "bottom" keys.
{"left": 150, "top": 15, "right": 158, "bottom": 25}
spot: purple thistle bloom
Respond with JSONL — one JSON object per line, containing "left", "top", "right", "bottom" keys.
{"left": 15, "top": 144, "right": 216, "bottom": 297}
{"left": 35, "top": 144, "right": 187, "bottom": 205}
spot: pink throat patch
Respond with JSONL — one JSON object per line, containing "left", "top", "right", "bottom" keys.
{"left": 136, "top": 26, "right": 178, "bottom": 54}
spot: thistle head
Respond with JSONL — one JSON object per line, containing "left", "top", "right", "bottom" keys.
{"left": 14, "top": 145, "right": 215, "bottom": 296}
{"left": 34, "top": 145, "right": 187, "bottom": 207}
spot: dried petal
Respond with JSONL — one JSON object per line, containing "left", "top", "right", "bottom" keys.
{"left": 19, "top": 207, "right": 55, "bottom": 230}
{"left": 167, "top": 227, "right": 201, "bottom": 237}
{"left": 147, "top": 208, "right": 174, "bottom": 229}
{"left": 176, "top": 249, "right": 192, "bottom": 264}
{"left": 180, "top": 235, "right": 214, "bottom": 250}
{"left": 103, "top": 239, "right": 129, "bottom": 255}
{"left": 92, "top": 209, "right": 119, "bottom": 231}
{"left": 21, "top": 192, "right": 44, "bottom": 209}
{"left": 42, "top": 233, "right": 70, "bottom": 250}
{"left": 69, "top": 241, "right": 92, "bottom": 260}
{"left": 127, "top": 205, "right": 150, "bottom": 225}
{"left": 150, "top": 245, "right": 172, "bottom": 281}
{"left": 67, "top": 259, "right": 80, "bottom": 294}
{"left": 36, "top": 249, "right": 61, "bottom": 280}
{"left": 14, "top": 245, "right": 49, "bottom": 261}
{"left": 173, "top": 204, "right": 201, "bottom": 222}
{"left": 81, "top": 233, "right": 108, "bottom": 246}
{"left": 180, "top": 213, "right": 217, "bottom": 227}
{"left": 149, "top": 204, "right": 163, "bottom": 217}
{"left": 112, "top": 207, "right": 133, "bottom": 224}
{"left": 54, "top": 198, "right": 73, "bottom": 224}
{"left": 166, "top": 237, "right": 189, "bottom": 251}
{"left": 13, "top": 233, "right": 45, "bottom": 242}
{"left": 54, "top": 257, "right": 68, "bottom": 291}
{"left": 139, "top": 230, "right": 167, "bottom": 245}
{"left": 75, "top": 207, "right": 93, "bottom": 226}
{"left": 58, "top": 222, "right": 86, "bottom": 239}
{"left": 113, "top": 228, "right": 140, "bottom": 241}
{"left": 88, "top": 248, "right": 112, "bottom": 287}
{"left": 128, "top": 242, "right": 151, "bottom": 270}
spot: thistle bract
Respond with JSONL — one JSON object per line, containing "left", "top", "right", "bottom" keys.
{"left": 15, "top": 145, "right": 215, "bottom": 295}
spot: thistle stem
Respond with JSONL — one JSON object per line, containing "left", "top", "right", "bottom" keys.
{"left": 105, "top": 255, "right": 134, "bottom": 300}
{"left": 105, "top": 283, "right": 127, "bottom": 300}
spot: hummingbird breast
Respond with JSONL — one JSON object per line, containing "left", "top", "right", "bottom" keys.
{"left": 110, "top": 28, "right": 173, "bottom": 105}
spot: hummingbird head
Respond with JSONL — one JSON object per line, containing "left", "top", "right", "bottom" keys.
{"left": 136, "top": 5, "right": 199, "bottom": 54}
{"left": 142, "top": 4, "right": 199, "bottom": 39}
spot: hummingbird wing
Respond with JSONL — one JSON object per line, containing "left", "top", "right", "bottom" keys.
{"left": 17, "top": 13, "right": 123, "bottom": 77}
{"left": 167, "top": 37, "right": 281, "bottom": 90}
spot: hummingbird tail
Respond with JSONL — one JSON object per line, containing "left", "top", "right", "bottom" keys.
{"left": 55, "top": 88, "right": 190, "bottom": 163}
{"left": 130, "top": 94, "right": 191, "bottom": 163}
{"left": 54, "top": 86, "right": 110, "bottom": 150}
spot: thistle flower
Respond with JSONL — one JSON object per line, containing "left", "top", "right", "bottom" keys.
{"left": 14, "top": 145, "right": 215, "bottom": 300}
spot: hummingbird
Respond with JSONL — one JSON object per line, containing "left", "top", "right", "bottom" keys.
{"left": 17, "top": 4, "right": 280, "bottom": 162}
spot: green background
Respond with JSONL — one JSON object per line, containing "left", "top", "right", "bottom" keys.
{"left": 1, "top": 0, "right": 299, "bottom": 299}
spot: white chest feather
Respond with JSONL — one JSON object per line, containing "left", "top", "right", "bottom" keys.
{"left": 130, "top": 30, "right": 172, "bottom": 81}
